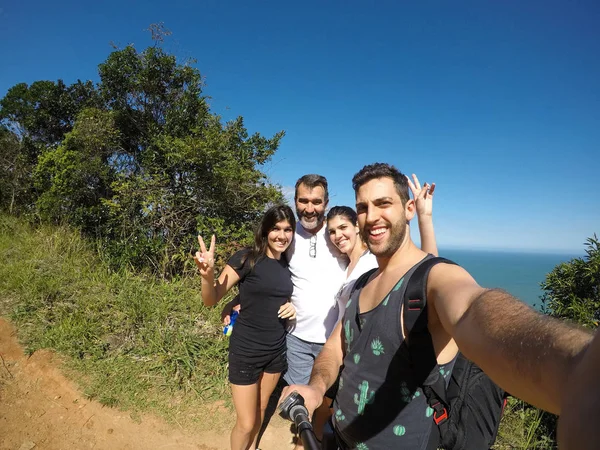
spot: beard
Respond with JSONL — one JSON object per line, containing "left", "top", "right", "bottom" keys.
{"left": 297, "top": 208, "right": 325, "bottom": 231}
{"left": 361, "top": 219, "right": 407, "bottom": 258}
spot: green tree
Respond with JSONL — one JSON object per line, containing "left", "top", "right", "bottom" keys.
{"left": 0, "top": 80, "right": 100, "bottom": 146}
{"left": 98, "top": 45, "right": 207, "bottom": 165}
{"left": 33, "top": 108, "right": 119, "bottom": 233}
{"left": 92, "top": 39, "right": 285, "bottom": 277}
{"left": 102, "top": 111, "right": 284, "bottom": 277}
{"left": 541, "top": 235, "right": 600, "bottom": 328}
{"left": 0, "top": 80, "right": 101, "bottom": 214}
{"left": 0, "top": 28, "right": 285, "bottom": 278}
{"left": 0, "top": 126, "right": 28, "bottom": 213}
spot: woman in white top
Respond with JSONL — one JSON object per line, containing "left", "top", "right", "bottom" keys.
{"left": 313, "top": 174, "right": 439, "bottom": 442}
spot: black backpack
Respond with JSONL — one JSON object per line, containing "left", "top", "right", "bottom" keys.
{"left": 403, "top": 256, "right": 509, "bottom": 450}
{"left": 353, "top": 256, "right": 508, "bottom": 450}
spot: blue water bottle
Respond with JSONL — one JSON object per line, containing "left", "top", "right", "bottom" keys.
{"left": 223, "top": 310, "right": 239, "bottom": 336}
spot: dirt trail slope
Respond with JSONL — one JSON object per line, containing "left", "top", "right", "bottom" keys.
{"left": 0, "top": 318, "right": 293, "bottom": 450}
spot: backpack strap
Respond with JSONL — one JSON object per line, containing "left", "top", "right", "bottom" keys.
{"left": 403, "top": 256, "right": 457, "bottom": 448}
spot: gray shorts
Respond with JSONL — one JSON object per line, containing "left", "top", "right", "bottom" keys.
{"left": 283, "top": 333, "right": 324, "bottom": 385}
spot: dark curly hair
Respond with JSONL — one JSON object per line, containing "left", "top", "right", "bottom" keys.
{"left": 351, "top": 163, "right": 409, "bottom": 205}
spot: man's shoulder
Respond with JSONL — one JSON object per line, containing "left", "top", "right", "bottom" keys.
{"left": 426, "top": 258, "right": 464, "bottom": 284}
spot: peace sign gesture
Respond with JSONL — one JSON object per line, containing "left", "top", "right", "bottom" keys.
{"left": 407, "top": 173, "right": 435, "bottom": 217}
{"left": 194, "top": 234, "right": 216, "bottom": 277}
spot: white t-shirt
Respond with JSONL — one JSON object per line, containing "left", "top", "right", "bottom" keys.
{"left": 286, "top": 223, "right": 347, "bottom": 343}
{"left": 334, "top": 250, "right": 378, "bottom": 322}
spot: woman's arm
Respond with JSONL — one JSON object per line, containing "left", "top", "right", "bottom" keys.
{"left": 407, "top": 174, "right": 438, "bottom": 256}
{"left": 194, "top": 234, "right": 241, "bottom": 307}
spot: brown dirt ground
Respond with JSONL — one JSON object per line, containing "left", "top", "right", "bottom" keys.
{"left": 0, "top": 318, "right": 294, "bottom": 450}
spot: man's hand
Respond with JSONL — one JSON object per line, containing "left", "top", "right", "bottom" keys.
{"left": 278, "top": 302, "right": 297, "bottom": 320}
{"left": 279, "top": 384, "right": 324, "bottom": 419}
{"left": 407, "top": 173, "right": 435, "bottom": 217}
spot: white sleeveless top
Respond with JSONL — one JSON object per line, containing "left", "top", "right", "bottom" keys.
{"left": 334, "top": 250, "right": 378, "bottom": 322}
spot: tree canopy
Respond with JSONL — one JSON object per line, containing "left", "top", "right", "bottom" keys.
{"left": 0, "top": 30, "right": 285, "bottom": 277}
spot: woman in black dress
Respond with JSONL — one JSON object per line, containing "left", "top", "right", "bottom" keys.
{"left": 194, "top": 205, "right": 297, "bottom": 450}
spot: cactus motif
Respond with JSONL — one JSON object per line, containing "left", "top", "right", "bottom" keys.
{"left": 383, "top": 278, "right": 404, "bottom": 306}
{"left": 356, "top": 443, "right": 369, "bottom": 450}
{"left": 400, "top": 382, "right": 412, "bottom": 403}
{"left": 393, "top": 425, "right": 406, "bottom": 436}
{"left": 392, "top": 278, "right": 405, "bottom": 292}
{"left": 353, "top": 353, "right": 361, "bottom": 364}
{"left": 339, "top": 377, "right": 344, "bottom": 389}
{"left": 371, "top": 338, "right": 384, "bottom": 356}
{"left": 426, "top": 406, "right": 434, "bottom": 418}
{"left": 412, "top": 390, "right": 421, "bottom": 400}
{"left": 344, "top": 320, "right": 354, "bottom": 352}
{"left": 354, "top": 380, "right": 375, "bottom": 415}
{"left": 335, "top": 408, "right": 345, "bottom": 421}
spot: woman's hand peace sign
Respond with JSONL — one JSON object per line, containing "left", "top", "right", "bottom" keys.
{"left": 407, "top": 173, "right": 435, "bottom": 218}
{"left": 194, "top": 234, "right": 216, "bottom": 277}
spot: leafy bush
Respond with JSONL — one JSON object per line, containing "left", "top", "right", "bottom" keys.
{"left": 541, "top": 235, "right": 600, "bottom": 328}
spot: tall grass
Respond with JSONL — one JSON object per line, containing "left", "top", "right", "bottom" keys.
{"left": 0, "top": 214, "right": 233, "bottom": 425}
{"left": 494, "top": 398, "right": 557, "bottom": 449}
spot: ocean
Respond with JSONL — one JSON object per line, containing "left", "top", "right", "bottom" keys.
{"left": 440, "top": 249, "right": 580, "bottom": 310}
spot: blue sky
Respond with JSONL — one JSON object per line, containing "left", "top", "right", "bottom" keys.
{"left": 1, "top": 0, "right": 598, "bottom": 253}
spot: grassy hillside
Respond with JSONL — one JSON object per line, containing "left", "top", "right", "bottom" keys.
{"left": 0, "top": 214, "right": 232, "bottom": 425}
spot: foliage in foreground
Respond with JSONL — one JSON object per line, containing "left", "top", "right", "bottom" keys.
{"left": 0, "top": 214, "right": 231, "bottom": 424}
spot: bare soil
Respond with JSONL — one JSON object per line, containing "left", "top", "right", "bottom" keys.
{"left": 0, "top": 318, "right": 294, "bottom": 450}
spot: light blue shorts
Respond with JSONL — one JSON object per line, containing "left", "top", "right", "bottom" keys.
{"left": 283, "top": 333, "right": 324, "bottom": 385}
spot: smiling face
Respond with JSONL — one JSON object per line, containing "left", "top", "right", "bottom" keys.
{"left": 327, "top": 215, "right": 360, "bottom": 256}
{"left": 356, "top": 177, "right": 414, "bottom": 258}
{"left": 265, "top": 219, "right": 295, "bottom": 259}
{"left": 295, "top": 183, "right": 327, "bottom": 232}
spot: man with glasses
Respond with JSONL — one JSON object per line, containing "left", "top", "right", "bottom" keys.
{"left": 277, "top": 174, "right": 348, "bottom": 449}
{"left": 284, "top": 174, "right": 347, "bottom": 397}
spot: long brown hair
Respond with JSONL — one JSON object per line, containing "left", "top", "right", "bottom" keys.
{"left": 244, "top": 204, "right": 296, "bottom": 269}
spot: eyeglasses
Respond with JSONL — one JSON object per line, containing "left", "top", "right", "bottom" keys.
{"left": 309, "top": 234, "right": 317, "bottom": 258}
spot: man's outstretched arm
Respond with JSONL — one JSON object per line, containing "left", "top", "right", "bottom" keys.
{"left": 558, "top": 328, "right": 600, "bottom": 449}
{"left": 428, "top": 263, "right": 592, "bottom": 414}
{"left": 279, "top": 320, "right": 345, "bottom": 415}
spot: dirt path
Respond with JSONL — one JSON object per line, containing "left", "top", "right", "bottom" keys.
{"left": 0, "top": 318, "right": 294, "bottom": 450}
